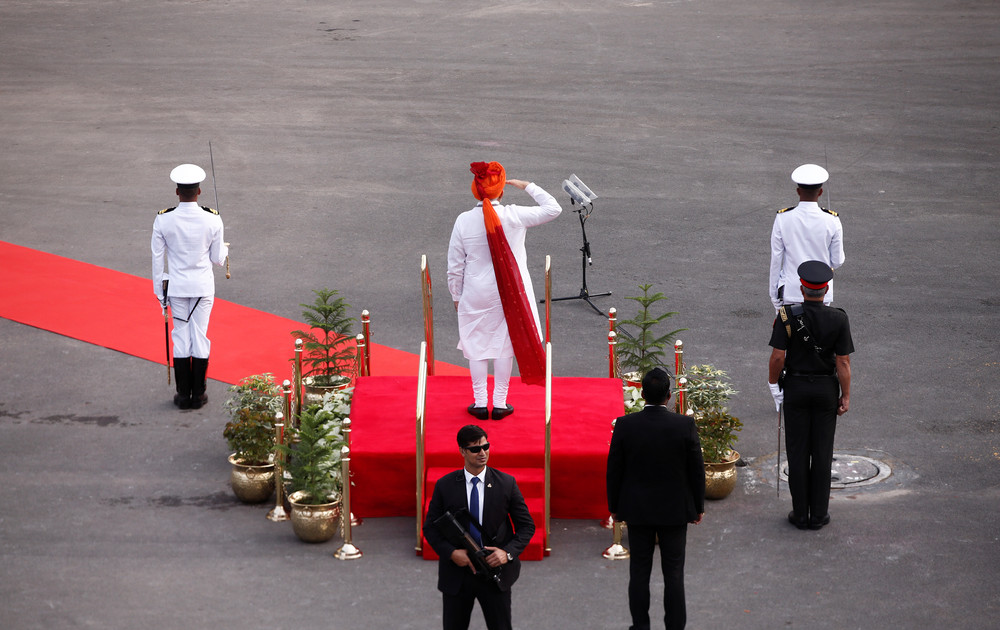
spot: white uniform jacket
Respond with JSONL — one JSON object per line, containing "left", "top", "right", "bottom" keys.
{"left": 768, "top": 201, "right": 844, "bottom": 309}
{"left": 151, "top": 202, "right": 228, "bottom": 300}
{"left": 447, "top": 183, "right": 561, "bottom": 360}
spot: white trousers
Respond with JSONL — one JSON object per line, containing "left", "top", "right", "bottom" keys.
{"left": 169, "top": 296, "right": 214, "bottom": 359}
{"left": 469, "top": 356, "right": 513, "bottom": 408}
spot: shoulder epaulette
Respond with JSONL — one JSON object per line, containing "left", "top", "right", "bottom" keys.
{"left": 776, "top": 206, "right": 795, "bottom": 214}
{"left": 201, "top": 206, "right": 219, "bottom": 215}
{"left": 821, "top": 207, "right": 838, "bottom": 217}
{"left": 158, "top": 207, "right": 177, "bottom": 215}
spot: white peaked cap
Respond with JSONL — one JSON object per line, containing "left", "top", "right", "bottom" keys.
{"left": 791, "top": 164, "right": 829, "bottom": 186}
{"left": 170, "top": 163, "right": 207, "bottom": 185}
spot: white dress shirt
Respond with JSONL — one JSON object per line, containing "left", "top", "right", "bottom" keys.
{"left": 447, "top": 183, "right": 561, "bottom": 360}
{"left": 768, "top": 201, "right": 844, "bottom": 309}
{"left": 151, "top": 202, "right": 228, "bottom": 299}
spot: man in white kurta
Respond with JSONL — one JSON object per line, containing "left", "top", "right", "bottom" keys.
{"left": 448, "top": 178, "right": 561, "bottom": 419}
{"left": 769, "top": 164, "right": 845, "bottom": 311}
{"left": 152, "top": 163, "right": 228, "bottom": 410}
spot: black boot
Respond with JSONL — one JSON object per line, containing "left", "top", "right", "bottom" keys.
{"left": 173, "top": 357, "right": 192, "bottom": 409}
{"left": 190, "top": 357, "right": 209, "bottom": 409}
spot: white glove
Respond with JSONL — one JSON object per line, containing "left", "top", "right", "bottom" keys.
{"left": 768, "top": 382, "right": 783, "bottom": 412}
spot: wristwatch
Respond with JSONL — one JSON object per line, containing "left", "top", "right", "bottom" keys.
{"left": 506, "top": 551, "right": 514, "bottom": 562}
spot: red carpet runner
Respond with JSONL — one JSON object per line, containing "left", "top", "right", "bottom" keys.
{"left": 0, "top": 241, "right": 466, "bottom": 382}
{"left": 350, "top": 375, "right": 624, "bottom": 560}
{"left": 2, "top": 242, "right": 625, "bottom": 560}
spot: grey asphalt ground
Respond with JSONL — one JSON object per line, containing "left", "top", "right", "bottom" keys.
{"left": 1, "top": 0, "right": 998, "bottom": 628}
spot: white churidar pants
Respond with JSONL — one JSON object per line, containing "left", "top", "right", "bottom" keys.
{"left": 469, "top": 356, "right": 514, "bottom": 408}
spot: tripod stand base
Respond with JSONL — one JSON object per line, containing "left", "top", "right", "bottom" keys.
{"left": 546, "top": 289, "right": 611, "bottom": 316}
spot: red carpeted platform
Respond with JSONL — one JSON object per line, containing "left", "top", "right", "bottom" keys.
{"left": 0, "top": 241, "right": 466, "bottom": 382}
{"left": 2, "top": 241, "right": 625, "bottom": 561}
{"left": 349, "top": 374, "right": 624, "bottom": 559}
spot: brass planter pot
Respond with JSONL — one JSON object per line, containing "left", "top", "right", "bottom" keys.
{"left": 228, "top": 454, "right": 276, "bottom": 504}
{"left": 288, "top": 491, "right": 342, "bottom": 543}
{"left": 704, "top": 449, "right": 739, "bottom": 500}
{"left": 302, "top": 375, "right": 351, "bottom": 406}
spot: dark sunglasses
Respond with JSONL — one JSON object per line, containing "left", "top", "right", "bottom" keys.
{"left": 464, "top": 443, "right": 490, "bottom": 454}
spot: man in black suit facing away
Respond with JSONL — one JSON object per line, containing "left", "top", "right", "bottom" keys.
{"left": 424, "top": 424, "right": 536, "bottom": 630}
{"left": 607, "top": 368, "right": 706, "bottom": 630}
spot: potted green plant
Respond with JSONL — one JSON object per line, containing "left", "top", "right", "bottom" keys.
{"left": 279, "top": 388, "right": 351, "bottom": 542}
{"left": 222, "top": 373, "right": 283, "bottom": 503}
{"left": 292, "top": 288, "right": 357, "bottom": 402}
{"left": 681, "top": 364, "right": 743, "bottom": 499}
{"left": 616, "top": 283, "right": 686, "bottom": 385}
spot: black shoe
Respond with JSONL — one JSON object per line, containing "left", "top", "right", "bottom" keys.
{"left": 788, "top": 511, "right": 808, "bottom": 530}
{"left": 467, "top": 404, "right": 489, "bottom": 420}
{"left": 189, "top": 393, "right": 208, "bottom": 410}
{"left": 491, "top": 404, "right": 514, "bottom": 420}
{"left": 174, "top": 393, "right": 192, "bottom": 410}
{"left": 808, "top": 514, "right": 831, "bottom": 530}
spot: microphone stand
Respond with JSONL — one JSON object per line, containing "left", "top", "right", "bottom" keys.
{"left": 546, "top": 199, "right": 611, "bottom": 316}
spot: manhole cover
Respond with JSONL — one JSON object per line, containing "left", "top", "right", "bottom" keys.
{"left": 781, "top": 453, "right": 892, "bottom": 489}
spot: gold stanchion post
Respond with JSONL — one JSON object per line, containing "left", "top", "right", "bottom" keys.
{"left": 282, "top": 379, "right": 292, "bottom": 426}
{"left": 544, "top": 255, "right": 552, "bottom": 345}
{"left": 342, "top": 417, "right": 362, "bottom": 527}
{"left": 674, "top": 340, "right": 684, "bottom": 413}
{"left": 360, "top": 310, "right": 371, "bottom": 376}
{"left": 415, "top": 342, "right": 428, "bottom": 554}
{"left": 267, "top": 413, "right": 289, "bottom": 522}
{"left": 602, "top": 520, "right": 629, "bottom": 560}
{"left": 677, "top": 376, "right": 687, "bottom": 418}
{"left": 608, "top": 330, "right": 619, "bottom": 379}
{"left": 544, "top": 341, "right": 552, "bottom": 556}
{"left": 294, "top": 338, "right": 304, "bottom": 424}
{"left": 601, "top": 417, "right": 617, "bottom": 529}
{"left": 335, "top": 445, "right": 363, "bottom": 560}
{"left": 355, "top": 333, "right": 368, "bottom": 379}
{"left": 420, "top": 255, "right": 436, "bottom": 376}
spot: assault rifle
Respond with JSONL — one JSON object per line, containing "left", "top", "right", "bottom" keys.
{"left": 433, "top": 509, "right": 502, "bottom": 589}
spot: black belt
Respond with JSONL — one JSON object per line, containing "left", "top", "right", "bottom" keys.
{"left": 786, "top": 372, "right": 836, "bottom": 378}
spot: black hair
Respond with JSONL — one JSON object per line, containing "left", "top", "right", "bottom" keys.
{"left": 640, "top": 367, "right": 672, "bottom": 405}
{"left": 457, "top": 424, "right": 487, "bottom": 448}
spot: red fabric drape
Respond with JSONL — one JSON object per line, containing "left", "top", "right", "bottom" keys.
{"left": 481, "top": 199, "right": 546, "bottom": 386}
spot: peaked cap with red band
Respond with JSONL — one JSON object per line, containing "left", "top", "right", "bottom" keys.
{"left": 469, "top": 161, "right": 546, "bottom": 386}
{"left": 798, "top": 260, "right": 834, "bottom": 290}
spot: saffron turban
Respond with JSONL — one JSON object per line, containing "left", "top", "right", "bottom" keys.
{"left": 470, "top": 161, "right": 506, "bottom": 201}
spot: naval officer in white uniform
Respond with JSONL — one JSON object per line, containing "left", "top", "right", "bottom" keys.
{"left": 768, "top": 163, "right": 845, "bottom": 311}
{"left": 152, "top": 163, "right": 228, "bottom": 409}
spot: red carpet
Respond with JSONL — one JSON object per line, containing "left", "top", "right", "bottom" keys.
{"left": 2, "top": 241, "right": 625, "bottom": 560}
{"left": 0, "top": 241, "right": 466, "bottom": 382}
{"left": 350, "top": 374, "right": 624, "bottom": 559}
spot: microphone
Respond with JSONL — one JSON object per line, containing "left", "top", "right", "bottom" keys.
{"left": 568, "top": 174, "right": 597, "bottom": 202}
{"left": 562, "top": 180, "right": 592, "bottom": 206}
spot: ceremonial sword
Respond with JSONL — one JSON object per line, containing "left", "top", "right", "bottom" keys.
{"left": 776, "top": 402, "right": 782, "bottom": 497}
{"left": 162, "top": 279, "right": 171, "bottom": 385}
{"left": 209, "top": 141, "right": 231, "bottom": 279}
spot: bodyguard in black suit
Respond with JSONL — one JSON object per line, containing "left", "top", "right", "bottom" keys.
{"left": 607, "top": 368, "right": 705, "bottom": 630}
{"left": 424, "top": 425, "right": 536, "bottom": 630}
